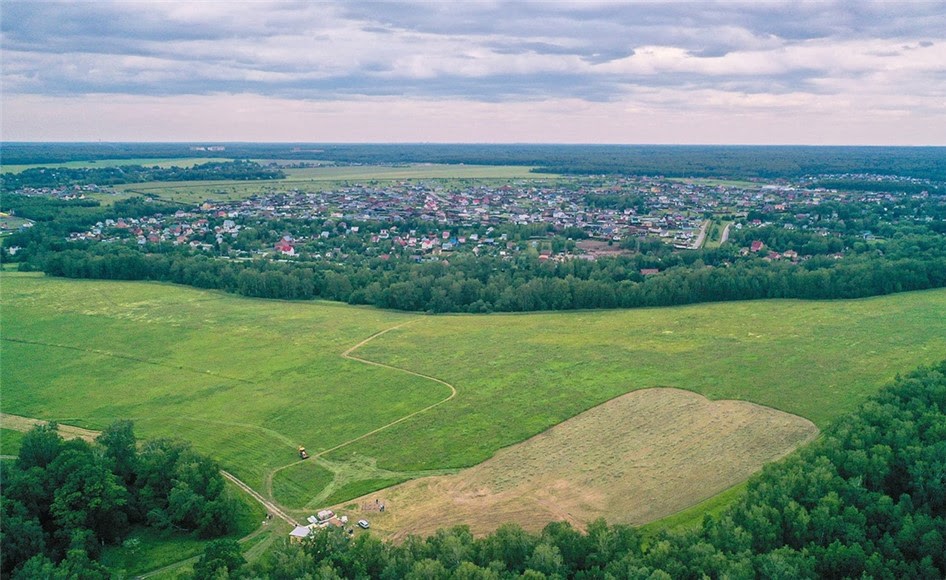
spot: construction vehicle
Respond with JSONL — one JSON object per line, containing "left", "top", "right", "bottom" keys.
{"left": 298, "top": 446, "right": 309, "bottom": 459}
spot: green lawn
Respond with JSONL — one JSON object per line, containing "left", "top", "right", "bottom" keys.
{"left": 3, "top": 272, "right": 945, "bottom": 523}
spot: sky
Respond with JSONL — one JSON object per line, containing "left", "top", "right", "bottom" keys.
{"left": 2, "top": 1, "right": 944, "bottom": 144}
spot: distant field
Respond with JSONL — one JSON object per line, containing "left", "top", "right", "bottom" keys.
{"left": 3, "top": 273, "right": 945, "bottom": 532}
{"left": 0, "top": 157, "right": 232, "bottom": 174}
{"left": 340, "top": 388, "right": 818, "bottom": 538}
{"left": 114, "top": 164, "right": 551, "bottom": 204}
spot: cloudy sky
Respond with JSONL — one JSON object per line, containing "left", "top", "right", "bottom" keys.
{"left": 2, "top": 1, "right": 944, "bottom": 144}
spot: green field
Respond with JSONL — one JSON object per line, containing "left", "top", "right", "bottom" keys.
{"left": 114, "top": 164, "right": 551, "bottom": 204}
{"left": 1, "top": 428, "right": 26, "bottom": 456}
{"left": 0, "top": 157, "right": 233, "bottom": 174}
{"left": 3, "top": 273, "right": 945, "bottom": 527}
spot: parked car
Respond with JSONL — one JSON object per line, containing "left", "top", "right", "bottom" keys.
{"left": 357, "top": 519, "right": 370, "bottom": 529}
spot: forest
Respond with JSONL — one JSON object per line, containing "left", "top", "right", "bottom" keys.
{"left": 18, "top": 232, "right": 946, "bottom": 313}
{"left": 188, "top": 360, "right": 946, "bottom": 578}
{"left": 3, "top": 143, "right": 945, "bottom": 180}
{"left": 0, "top": 422, "right": 239, "bottom": 579}
{"left": 0, "top": 160, "right": 284, "bottom": 191}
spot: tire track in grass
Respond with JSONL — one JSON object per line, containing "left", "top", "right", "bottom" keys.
{"left": 264, "top": 319, "right": 458, "bottom": 505}
{"left": 2, "top": 337, "right": 256, "bottom": 384}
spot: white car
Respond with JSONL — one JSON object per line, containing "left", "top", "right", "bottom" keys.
{"left": 357, "top": 519, "right": 370, "bottom": 529}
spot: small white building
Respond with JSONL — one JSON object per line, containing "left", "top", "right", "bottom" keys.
{"left": 289, "top": 525, "right": 312, "bottom": 543}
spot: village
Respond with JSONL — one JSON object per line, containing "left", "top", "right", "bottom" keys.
{"left": 51, "top": 173, "right": 937, "bottom": 266}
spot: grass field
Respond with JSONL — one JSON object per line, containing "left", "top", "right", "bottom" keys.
{"left": 1, "top": 428, "right": 26, "bottom": 456}
{"left": 336, "top": 388, "right": 818, "bottom": 538}
{"left": 3, "top": 272, "right": 945, "bottom": 534}
{"left": 114, "top": 164, "right": 551, "bottom": 204}
{"left": 0, "top": 157, "right": 232, "bottom": 174}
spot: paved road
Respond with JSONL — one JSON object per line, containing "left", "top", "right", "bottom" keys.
{"left": 692, "top": 220, "right": 710, "bottom": 249}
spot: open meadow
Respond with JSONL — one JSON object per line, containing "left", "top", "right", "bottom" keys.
{"left": 3, "top": 272, "right": 945, "bottom": 537}
{"left": 114, "top": 163, "right": 549, "bottom": 204}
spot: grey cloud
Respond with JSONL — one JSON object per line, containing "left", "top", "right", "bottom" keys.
{"left": 2, "top": 0, "right": 945, "bottom": 104}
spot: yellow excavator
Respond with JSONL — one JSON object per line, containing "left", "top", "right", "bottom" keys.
{"left": 298, "top": 446, "right": 309, "bottom": 459}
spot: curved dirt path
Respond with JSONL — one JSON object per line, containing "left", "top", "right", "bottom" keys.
{"left": 264, "top": 319, "right": 458, "bottom": 500}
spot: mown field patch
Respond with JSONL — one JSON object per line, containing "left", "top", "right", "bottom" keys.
{"left": 334, "top": 388, "right": 818, "bottom": 538}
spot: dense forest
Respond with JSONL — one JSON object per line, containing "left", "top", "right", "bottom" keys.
{"left": 0, "top": 422, "right": 239, "bottom": 579}
{"left": 19, "top": 232, "right": 946, "bottom": 313}
{"left": 3, "top": 143, "right": 945, "bottom": 180}
{"left": 1, "top": 160, "right": 284, "bottom": 191}
{"left": 180, "top": 361, "right": 946, "bottom": 578}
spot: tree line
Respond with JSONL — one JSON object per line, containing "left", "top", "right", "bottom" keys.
{"left": 1, "top": 160, "right": 284, "bottom": 191}
{"left": 27, "top": 232, "right": 946, "bottom": 313}
{"left": 4, "top": 143, "right": 945, "bottom": 181}
{"left": 0, "top": 421, "right": 239, "bottom": 579}
{"left": 204, "top": 361, "right": 946, "bottom": 578}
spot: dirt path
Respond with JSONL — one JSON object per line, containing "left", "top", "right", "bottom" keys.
{"left": 264, "top": 319, "right": 459, "bottom": 499}
{"left": 222, "top": 471, "right": 298, "bottom": 527}
{"left": 720, "top": 222, "right": 732, "bottom": 245}
{"left": 1, "top": 412, "right": 101, "bottom": 442}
